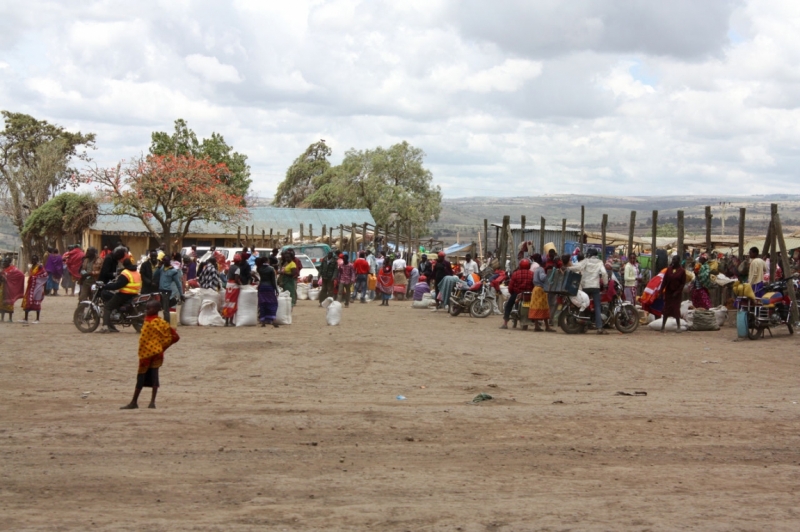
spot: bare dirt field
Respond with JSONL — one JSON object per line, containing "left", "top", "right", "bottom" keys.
{"left": 1, "top": 295, "right": 799, "bottom": 531}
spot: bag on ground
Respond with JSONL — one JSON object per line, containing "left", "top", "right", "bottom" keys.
{"left": 276, "top": 291, "right": 292, "bottom": 325}
{"left": 297, "top": 283, "right": 310, "bottom": 300}
{"left": 321, "top": 296, "right": 342, "bottom": 325}
{"left": 180, "top": 289, "right": 202, "bottom": 326}
{"left": 308, "top": 287, "right": 321, "bottom": 301}
{"left": 235, "top": 285, "right": 258, "bottom": 327}
{"left": 412, "top": 292, "right": 434, "bottom": 309}
{"left": 689, "top": 309, "right": 720, "bottom": 331}
{"left": 647, "top": 317, "right": 688, "bottom": 331}
{"left": 198, "top": 299, "right": 225, "bottom": 326}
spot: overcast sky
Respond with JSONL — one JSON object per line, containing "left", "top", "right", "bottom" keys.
{"left": 2, "top": 0, "right": 798, "bottom": 198}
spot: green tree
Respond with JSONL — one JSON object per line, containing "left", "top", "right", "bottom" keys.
{"left": 21, "top": 192, "right": 98, "bottom": 252}
{"left": 150, "top": 119, "right": 251, "bottom": 200}
{"left": 307, "top": 141, "right": 442, "bottom": 234}
{"left": 272, "top": 140, "right": 331, "bottom": 207}
{"left": 0, "top": 112, "right": 96, "bottom": 259}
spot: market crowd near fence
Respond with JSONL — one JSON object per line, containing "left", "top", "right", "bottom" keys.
{"left": 3, "top": 201, "right": 800, "bottom": 345}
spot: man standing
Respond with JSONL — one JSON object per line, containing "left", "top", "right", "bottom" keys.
{"left": 432, "top": 252, "right": 453, "bottom": 310}
{"left": 462, "top": 253, "right": 479, "bottom": 279}
{"left": 318, "top": 251, "right": 338, "bottom": 305}
{"left": 366, "top": 250, "right": 377, "bottom": 300}
{"left": 139, "top": 250, "right": 161, "bottom": 294}
{"left": 418, "top": 254, "right": 433, "bottom": 284}
{"left": 352, "top": 252, "right": 370, "bottom": 303}
{"left": 337, "top": 254, "right": 355, "bottom": 307}
{"left": 99, "top": 259, "right": 141, "bottom": 333}
{"left": 568, "top": 248, "right": 608, "bottom": 334}
{"left": 747, "top": 246, "right": 767, "bottom": 296}
{"left": 158, "top": 258, "right": 183, "bottom": 324}
{"left": 543, "top": 249, "right": 564, "bottom": 326}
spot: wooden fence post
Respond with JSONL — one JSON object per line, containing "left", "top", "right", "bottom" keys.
{"left": 362, "top": 223, "right": 368, "bottom": 252}
{"left": 539, "top": 216, "right": 545, "bottom": 255}
{"left": 738, "top": 208, "right": 746, "bottom": 261}
{"left": 498, "top": 215, "right": 510, "bottom": 269}
{"left": 309, "top": 224, "right": 313, "bottom": 242}
{"left": 580, "top": 205, "right": 585, "bottom": 254}
{"left": 483, "top": 219, "right": 488, "bottom": 258}
{"left": 705, "top": 205, "right": 712, "bottom": 254}
{"left": 601, "top": 214, "right": 608, "bottom": 260}
{"left": 627, "top": 211, "right": 636, "bottom": 257}
{"left": 237, "top": 227, "right": 241, "bottom": 247}
{"left": 772, "top": 205, "right": 799, "bottom": 324}
{"left": 561, "top": 218, "right": 567, "bottom": 255}
{"left": 651, "top": 210, "right": 658, "bottom": 278}
{"left": 769, "top": 204, "right": 778, "bottom": 281}
{"left": 300, "top": 223, "right": 304, "bottom": 243}
{"left": 677, "top": 210, "right": 684, "bottom": 261}
{"left": 339, "top": 225, "right": 344, "bottom": 251}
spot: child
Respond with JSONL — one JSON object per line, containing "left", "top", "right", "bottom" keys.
{"left": 121, "top": 299, "right": 179, "bottom": 410}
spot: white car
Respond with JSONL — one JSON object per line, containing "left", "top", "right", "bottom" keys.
{"left": 295, "top": 254, "right": 319, "bottom": 282}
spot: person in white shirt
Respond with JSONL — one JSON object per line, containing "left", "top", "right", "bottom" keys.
{"left": 568, "top": 248, "right": 609, "bottom": 334}
{"left": 462, "top": 253, "right": 478, "bottom": 279}
{"left": 623, "top": 255, "right": 639, "bottom": 303}
{"left": 392, "top": 254, "right": 407, "bottom": 300}
{"left": 747, "top": 247, "right": 766, "bottom": 293}
{"left": 392, "top": 256, "right": 406, "bottom": 271}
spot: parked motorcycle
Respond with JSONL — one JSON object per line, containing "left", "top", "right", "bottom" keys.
{"left": 448, "top": 279, "right": 494, "bottom": 318}
{"left": 73, "top": 281, "right": 155, "bottom": 333}
{"left": 737, "top": 275, "right": 798, "bottom": 340}
{"left": 558, "top": 279, "right": 639, "bottom": 334}
{"left": 509, "top": 292, "right": 532, "bottom": 330}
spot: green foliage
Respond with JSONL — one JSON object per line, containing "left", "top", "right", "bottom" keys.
{"left": 274, "top": 141, "right": 442, "bottom": 233}
{"left": 21, "top": 192, "right": 98, "bottom": 244}
{"left": 150, "top": 119, "right": 251, "bottom": 200}
{"left": 644, "top": 223, "right": 678, "bottom": 237}
{"left": 272, "top": 140, "right": 332, "bottom": 208}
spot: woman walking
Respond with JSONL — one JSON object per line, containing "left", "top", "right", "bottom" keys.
{"left": 44, "top": 247, "right": 63, "bottom": 296}
{"left": 257, "top": 256, "right": 280, "bottom": 327}
{"left": 222, "top": 253, "right": 242, "bottom": 326}
{"left": 22, "top": 254, "right": 48, "bottom": 323}
{"left": 278, "top": 251, "right": 298, "bottom": 306}
{"left": 1, "top": 257, "right": 25, "bottom": 322}
{"left": 376, "top": 261, "right": 394, "bottom": 306}
{"left": 661, "top": 255, "right": 686, "bottom": 332}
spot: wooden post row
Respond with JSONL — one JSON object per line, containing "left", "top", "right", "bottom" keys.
{"left": 498, "top": 215, "right": 510, "bottom": 268}
{"left": 651, "top": 210, "right": 658, "bottom": 277}
{"left": 738, "top": 208, "right": 746, "bottom": 261}
{"left": 601, "top": 214, "right": 607, "bottom": 261}
{"left": 677, "top": 210, "right": 684, "bottom": 261}
{"left": 627, "top": 211, "right": 636, "bottom": 258}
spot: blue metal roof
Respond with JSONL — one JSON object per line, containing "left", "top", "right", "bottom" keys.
{"left": 90, "top": 205, "right": 375, "bottom": 235}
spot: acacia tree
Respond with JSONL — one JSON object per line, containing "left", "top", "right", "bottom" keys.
{"left": 21, "top": 192, "right": 98, "bottom": 252}
{"left": 306, "top": 141, "right": 442, "bottom": 233}
{"left": 150, "top": 119, "right": 251, "bottom": 201}
{"left": 272, "top": 140, "right": 331, "bottom": 207}
{"left": 83, "top": 154, "right": 245, "bottom": 253}
{"left": 0, "top": 111, "right": 95, "bottom": 259}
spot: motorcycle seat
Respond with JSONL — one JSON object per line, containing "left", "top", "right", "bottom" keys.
{"left": 468, "top": 282, "right": 483, "bottom": 291}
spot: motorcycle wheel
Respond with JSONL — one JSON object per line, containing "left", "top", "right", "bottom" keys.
{"left": 73, "top": 305, "right": 100, "bottom": 333}
{"left": 614, "top": 306, "right": 640, "bottom": 334}
{"left": 132, "top": 318, "right": 144, "bottom": 333}
{"left": 747, "top": 313, "right": 762, "bottom": 340}
{"left": 470, "top": 299, "right": 493, "bottom": 319}
{"left": 449, "top": 304, "right": 462, "bottom": 317}
{"left": 558, "top": 308, "right": 585, "bottom": 334}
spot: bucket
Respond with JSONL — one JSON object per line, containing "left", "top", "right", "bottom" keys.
{"left": 170, "top": 307, "right": 178, "bottom": 328}
{"left": 543, "top": 242, "right": 556, "bottom": 256}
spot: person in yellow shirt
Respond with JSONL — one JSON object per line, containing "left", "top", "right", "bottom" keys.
{"left": 747, "top": 247, "right": 767, "bottom": 296}
{"left": 121, "top": 300, "right": 179, "bottom": 409}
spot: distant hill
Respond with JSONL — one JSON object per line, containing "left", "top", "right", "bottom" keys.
{"left": 431, "top": 194, "right": 800, "bottom": 243}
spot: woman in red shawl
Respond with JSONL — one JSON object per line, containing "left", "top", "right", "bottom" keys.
{"left": 23, "top": 253, "right": 48, "bottom": 323}
{"left": 376, "top": 262, "right": 394, "bottom": 306}
{"left": 660, "top": 255, "right": 686, "bottom": 333}
{"left": 222, "top": 252, "right": 242, "bottom": 326}
{"left": 1, "top": 257, "right": 25, "bottom": 322}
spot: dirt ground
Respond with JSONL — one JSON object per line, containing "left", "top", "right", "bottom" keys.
{"left": 1, "top": 294, "right": 799, "bottom": 531}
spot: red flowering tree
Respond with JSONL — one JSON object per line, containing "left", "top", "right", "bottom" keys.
{"left": 83, "top": 154, "right": 245, "bottom": 253}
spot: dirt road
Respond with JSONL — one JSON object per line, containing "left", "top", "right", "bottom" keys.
{"left": 1, "top": 296, "right": 799, "bottom": 531}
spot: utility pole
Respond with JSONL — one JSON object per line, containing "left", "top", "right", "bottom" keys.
{"left": 719, "top": 201, "right": 731, "bottom": 236}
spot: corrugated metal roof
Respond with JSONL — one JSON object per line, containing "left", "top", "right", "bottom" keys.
{"left": 90, "top": 205, "right": 375, "bottom": 235}
{"left": 491, "top": 223, "right": 582, "bottom": 256}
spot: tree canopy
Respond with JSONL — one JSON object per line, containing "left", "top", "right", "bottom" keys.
{"left": 150, "top": 119, "right": 251, "bottom": 201}
{"left": 0, "top": 111, "right": 95, "bottom": 257}
{"left": 83, "top": 154, "right": 245, "bottom": 253}
{"left": 273, "top": 141, "right": 441, "bottom": 234}
{"left": 21, "top": 192, "right": 98, "bottom": 250}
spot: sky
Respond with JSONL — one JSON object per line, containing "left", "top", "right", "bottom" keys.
{"left": 2, "top": 0, "right": 799, "bottom": 198}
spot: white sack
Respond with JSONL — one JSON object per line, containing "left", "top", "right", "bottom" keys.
{"left": 198, "top": 299, "right": 225, "bottom": 327}
{"left": 648, "top": 317, "right": 688, "bottom": 331}
{"left": 198, "top": 288, "right": 222, "bottom": 312}
{"left": 180, "top": 289, "right": 202, "bottom": 326}
{"left": 297, "top": 283, "right": 310, "bottom": 300}
{"left": 235, "top": 285, "right": 258, "bottom": 327}
{"left": 711, "top": 305, "right": 728, "bottom": 327}
{"left": 308, "top": 287, "right": 321, "bottom": 301}
{"left": 713, "top": 273, "right": 736, "bottom": 286}
{"left": 412, "top": 292, "right": 434, "bottom": 309}
{"left": 500, "top": 285, "right": 509, "bottom": 298}
{"left": 276, "top": 291, "right": 293, "bottom": 325}
{"left": 569, "top": 290, "right": 590, "bottom": 311}
{"left": 680, "top": 300, "right": 693, "bottom": 319}
{"left": 321, "top": 297, "right": 342, "bottom": 325}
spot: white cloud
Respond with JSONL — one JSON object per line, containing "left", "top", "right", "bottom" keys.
{"left": 185, "top": 54, "right": 242, "bottom": 83}
{"left": 3, "top": 0, "right": 800, "bottom": 198}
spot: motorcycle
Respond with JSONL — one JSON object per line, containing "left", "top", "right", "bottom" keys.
{"left": 73, "top": 281, "right": 155, "bottom": 333}
{"left": 737, "top": 275, "right": 798, "bottom": 340}
{"left": 448, "top": 279, "right": 494, "bottom": 318}
{"left": 509, "top": 291, "right": 533, "bottom": 330}
{"left": 558, "top": 279, "right": 639, "bottom": 334}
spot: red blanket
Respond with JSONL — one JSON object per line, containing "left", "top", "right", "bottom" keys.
{"left": 65, "top": 249, "right": 85, "bottom": 279}
{"left": 1, "top": 266, "right": 25, "bottom": 305}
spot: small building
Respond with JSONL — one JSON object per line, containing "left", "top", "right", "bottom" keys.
{"left": 83, "top": 205, "right": 376, "bottom": 259}
{"left": 491, "top": 222, "right": 582, "bottom": 256}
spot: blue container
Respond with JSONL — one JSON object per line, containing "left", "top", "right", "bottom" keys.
{"left": 736, "top": 311, "right": 749, "bottom": 338}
